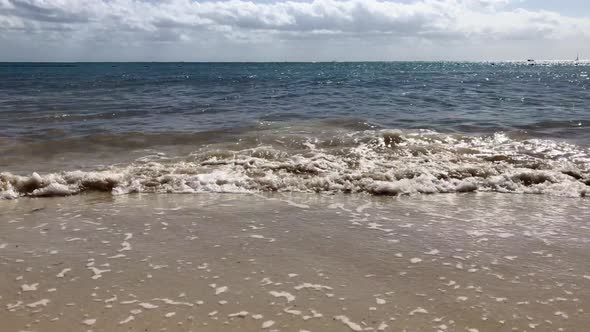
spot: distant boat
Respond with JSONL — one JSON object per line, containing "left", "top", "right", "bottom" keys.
{"left": 527, "top": 59, "right": 535, "bottom": 66}
{"left": 575, "top": 54, "right": 580, "bottom": 65}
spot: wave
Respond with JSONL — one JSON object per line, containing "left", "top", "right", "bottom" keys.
{"left": 1, "top": 129, "right": 589, "bottom": 199}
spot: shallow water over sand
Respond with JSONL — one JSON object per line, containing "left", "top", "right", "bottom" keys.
{"left": 1, "top": 192, "right": 589, "bottom": 331}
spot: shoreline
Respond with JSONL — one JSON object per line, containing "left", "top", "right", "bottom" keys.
{"left": 1, "top": 192, "right": 589, "bottom": 331}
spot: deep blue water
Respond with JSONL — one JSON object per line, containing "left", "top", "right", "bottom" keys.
{"left": 1, "top": 62, "right": 589, "bottom": 143}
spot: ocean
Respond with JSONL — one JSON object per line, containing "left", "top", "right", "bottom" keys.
{"left": 1, "top": 62, "right": 589, "bottom": 198}
{"left": 1, "top": 62, "right": 590, "bottom": 331}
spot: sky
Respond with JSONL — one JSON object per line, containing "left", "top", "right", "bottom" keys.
{"left": 0, "top": 0, "right": 589, "bottom": 61}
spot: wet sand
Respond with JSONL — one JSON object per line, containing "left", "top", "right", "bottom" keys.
{"left": 1, "top": 192, "right": 589, "bottom": 331}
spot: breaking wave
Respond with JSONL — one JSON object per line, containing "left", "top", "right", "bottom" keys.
{"left": 1, "top": 129, "right": 589, "bottom": 199}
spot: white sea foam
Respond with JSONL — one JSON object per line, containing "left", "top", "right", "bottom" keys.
{"left": 20, "top": 283, "right": 39, "bottom": 292}
{"left": 269, "top": 290, "right": 296, "bottom": 302}
{"left": 82, "top": 318, "right": 97, "bottom": 326}
{"left": 334, "top": 315, "right": 363, "bottom": 331}
{"left": 26, "top": 299, "right": 50, "bottom": 308}
{"left": 262, "top": 320, "right": 275, "bottom": 329}
{"left": 1, "top": 130, "right": 588, "bottom": 199}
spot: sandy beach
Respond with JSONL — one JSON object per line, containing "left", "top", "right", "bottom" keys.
{"left": 2, "top": 2, "right": 590, "bottom": 331}
{"left": 1, "top": 192, "right": 589, "bottom": 331}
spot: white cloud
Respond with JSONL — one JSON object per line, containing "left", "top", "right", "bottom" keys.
{"left": 0, "top": 0, "right": 589, "bottom": 60}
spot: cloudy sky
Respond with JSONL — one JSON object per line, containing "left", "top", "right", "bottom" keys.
{"left": 1, "top": 0, "right": 589, "bottom": 61}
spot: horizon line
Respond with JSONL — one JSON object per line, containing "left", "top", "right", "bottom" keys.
{"left": 0, "top": 59, "right": 587, "bottom": 64}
